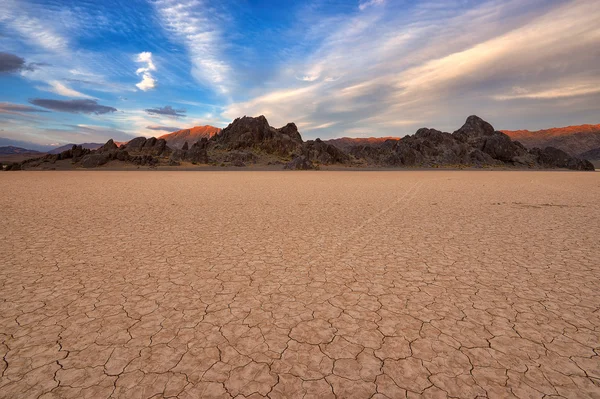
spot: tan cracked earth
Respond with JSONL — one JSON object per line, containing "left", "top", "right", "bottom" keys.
{"left": 1, "top": 170, "right": 599, "bottom": 399}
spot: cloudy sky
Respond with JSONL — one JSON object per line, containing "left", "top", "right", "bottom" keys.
{"left": 0, "top": 0, "right": 599, "bottom": 148}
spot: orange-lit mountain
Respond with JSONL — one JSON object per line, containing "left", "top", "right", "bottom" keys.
{"left": 159, "top": 126, "right": 221, "bottom": 149}
{"left": 502, "top": 124, "right": 600, "bottom": 157}
{"left": 324, "top": 136, "right": 401, "bottom": 151}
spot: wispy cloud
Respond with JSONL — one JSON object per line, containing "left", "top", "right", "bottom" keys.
{"left": 153, "top": 0, "right": 231, "bottom": 93}
{"left": 0, "top": 102, "right": 49, "bottom": 114}
{"left": 0, "top": 0, "right": 69, "bottom": 53}
{"left": 36, "top": 80, "right": 94, "bottom": 99}
{"left": 222, "top": 0, "right": 600, "bottom": 136}
{"left": 359, "top": 0, "right": 385, "bottom": 11}
{"left": 135, "top": 52, "right": 157, "bottom": 91}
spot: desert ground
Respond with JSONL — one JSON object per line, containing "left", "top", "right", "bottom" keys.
{"left": 0, "top": 171, "right": 599, "bottom": 399}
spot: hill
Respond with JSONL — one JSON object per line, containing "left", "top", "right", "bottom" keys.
{"left": 502, "top": 124, "right": 600, "bottom": 156}
{"left": 159, "top": 126, "right": 221, "bottom": 149}
{"left": 0, "top": 146, "right": 42, "bottom": 155}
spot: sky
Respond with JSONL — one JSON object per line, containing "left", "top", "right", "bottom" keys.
{"left": 0, "top": 0, "right": 599, "bottom": 148}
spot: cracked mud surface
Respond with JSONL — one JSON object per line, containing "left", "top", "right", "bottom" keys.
{"left": 1, "top": 170, "right": 599, "bottom": 399}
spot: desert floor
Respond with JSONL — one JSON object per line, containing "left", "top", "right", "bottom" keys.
{"left": 0, "top": 171, "right": 599, "bottom": 399}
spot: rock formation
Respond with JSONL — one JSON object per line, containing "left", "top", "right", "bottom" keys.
{"left": 4, "top": 115, "right": 595, "bottom": 171}
{"left": 212, "top": 116, "right": 303, "bottom": 156}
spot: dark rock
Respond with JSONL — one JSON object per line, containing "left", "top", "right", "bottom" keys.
{"left": 169, "top": 159, "right": 180, "bottom": 166}
{"left": 124, "top": 136, "right": 170, "bottom": 156}
{"left": 125, "top": 137, "right": 147, "bottom": 152}
{"left": 453, "top": 115, "right": 495, "bottom": 144}
{"left": 212, "top": 115, "right": 303, "bottom": 156}
{"left": 80, "top": 153, "right": 110, "bottom": 168}
{"left": 5, "top": 162, "right": 21, "bottom": 171}
{"left": 225, "top": 150, "right": 256, "bottom": 164}
{"left": 182, "top": 141, "right": 189, "bottom": 151}
{"left": 481, "top": 133, "right": 528, "bottom": 163}
{"left": 534, "top": 147, "right": 595, "bottom": 171}
{"left": 98, "top": 139, "right": 118, "bottom": 153}
{"left": 284, "top": 156, "right": 315, "bottom": 170}
{"left": 301, "top": 138, "right": 350, "bottom": 165}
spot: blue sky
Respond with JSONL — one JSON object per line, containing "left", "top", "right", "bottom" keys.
{"left": 0, "top": 0, "right": 599, "bottom": 148}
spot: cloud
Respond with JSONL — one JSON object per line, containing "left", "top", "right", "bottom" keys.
{"left": 146, "top": 125, "right": 182, "bottom": 132}
{"left": 222, "top": 0, "right": 600, "bottom": 137}
{"left": 359, "top": 0, "right": 385, "bottom": 11}
{"left": 29, "top": 99, "right": 117, "bottom": 114}
{"left": 493, "top": 84, "right": 600, "bottom": 100}
{"left": 0, "top": 0, "right": 69, "bottom": 53}
{"left": 36, "top": 81, "right": 93, "bottom": 99}
{"left": 0, "top": 102, "right": 49, "bottom": 114}
{"left": 153, "top": 0, "right": 230, "bottom": 93}
{"left": 145, "top": 105, "right": 186, "bottom": 117}
{"left": 0, "top": 52, "right": 33, "bottom": 73}
{"left": 135, "top": 52, "right": 157, "bottom": 91}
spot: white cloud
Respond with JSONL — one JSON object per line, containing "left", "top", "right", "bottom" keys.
{"left": 222, "top": 0, "right": 600, "bottom": 137}
{"left": 135, "top": 52, "right": 157, "bottom": 91}
{"left": 359, "top": 0, "right": 385, "bottom": 11}
{"left": 35, "top": 81, "right": 94, "bottom": 99}
{"left": 153, "top": 0, "right": 230, "bottom": 93}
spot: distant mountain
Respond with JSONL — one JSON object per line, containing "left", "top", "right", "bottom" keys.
{"left": 325, "top": 137, "right": 400, "bottom": 151}
{"left": 579, "top": 147, "right": 600, "bottom": 160}
{"left": 0, "top": 137, "right": 56, "bottom": 152}
{"left": 502, "top": 124, "right": 600, "bottom": 156}
{"left": 159, "top": 126, "right": 221, "bottom": 149}
{"left": 48, "top": 143, "right": 104, "bottom": 154}
{"left": 0, "top": 146, "right": 42, "bottom": 155}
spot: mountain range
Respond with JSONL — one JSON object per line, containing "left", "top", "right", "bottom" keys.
{"left": 3, "top": 115, "right": 594, "bottom": 171}
{"left": 3, "top": 121, "right": 600, "bottom": 166}
{"left": 0, "top": 146, "right": 42, "bottom": 155}
{"left": 502, "top": 124, "right": 600, "bottom": 158}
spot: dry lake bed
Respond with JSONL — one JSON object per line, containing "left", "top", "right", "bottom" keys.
{"left": 0, "top": 171, "right": 599, "bottom": 399}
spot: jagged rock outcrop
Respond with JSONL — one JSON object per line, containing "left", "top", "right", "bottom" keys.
{"left": 125, "top": 137, "right": 171, "bottom": 157}
{"left": 212, "top": 116, "right": 302, "bottom": 156}
{"left": 350, "top": 115, "right": 592, "bottom": 170}
{"left": 300, "top": 138, "right": 350, "bottom": 165}
{"left": 170, "top": 138, "right": 210, "bottom": 164}
{"left": 97, "top": 139, "right": 118, "bottom": 153}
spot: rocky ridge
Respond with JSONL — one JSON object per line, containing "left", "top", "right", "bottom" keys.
{"left": 3, "top": 115, "right": 594, "bottom": 171}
